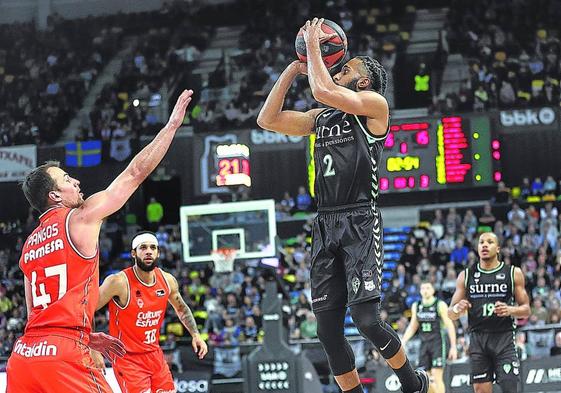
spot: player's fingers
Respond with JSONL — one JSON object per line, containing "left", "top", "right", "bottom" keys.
{"left": 111, "top": 345, "right": 126, "bottom": 357}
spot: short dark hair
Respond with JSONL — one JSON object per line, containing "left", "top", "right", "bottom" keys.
{"left": 356, "top": 56, "right": 388, "bottom": 95}
{"left": 21, "top": 161, "right": 60, "bottom": 213}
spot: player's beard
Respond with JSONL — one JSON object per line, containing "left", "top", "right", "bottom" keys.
{"left": 345, "top": 77, "right": 360, "bottom": 91}
{"left": 134, "top": 255, "right": 158, "bottom": 272}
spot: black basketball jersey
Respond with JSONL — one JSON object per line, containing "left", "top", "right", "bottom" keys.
{"left": 465, "top": 262, "right": 515, "bottom": 333}
{"left": 416, "top": 298, "right": 442, "bottom": 342}
{"left": 313, "top": 108, "right": 387, "bottom": 208}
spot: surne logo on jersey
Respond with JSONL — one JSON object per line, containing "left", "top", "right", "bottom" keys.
{"left": 469, "top": 283, "right": 508, "bottom": 295}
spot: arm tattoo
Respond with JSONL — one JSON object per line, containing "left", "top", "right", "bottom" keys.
{"left": 174, "top": 294, "right": 199, "bottom": 336}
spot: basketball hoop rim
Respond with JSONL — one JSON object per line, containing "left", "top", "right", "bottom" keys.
{"left": 211, "top": 248, "right": 237, "bottom": 273}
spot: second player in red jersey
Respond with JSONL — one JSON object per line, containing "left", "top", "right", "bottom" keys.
{"left": 98, "top": 232, "right": 208, "bottom": 393}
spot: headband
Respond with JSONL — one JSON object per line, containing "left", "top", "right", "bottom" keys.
{"left": 132, "top": 233, "right": 158, "bottom": 250}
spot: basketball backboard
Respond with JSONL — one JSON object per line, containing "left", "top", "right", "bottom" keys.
{"left": 180, "top": 199, "right": 276, "bottom": 263}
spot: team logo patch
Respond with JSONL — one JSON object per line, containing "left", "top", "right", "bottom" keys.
{"left": 156, "top": 289, "right": 166, "bottom": 297}
{"left": 365, "top": 280, "right": 375, "bottom": 291}
{"left": 352, "top": 277, "right": 360, "bottom": 294}
{"left": 503, "top": 364, "right": 512, "bottom": 374}
{"left": 474, "top": 272, "right": 481, "bottom": 278}
{"left": 137, "top": 298, "right": 144, "bottom": 309}
{"left": 496, "top": 273, "right": 506, "bottom": 280}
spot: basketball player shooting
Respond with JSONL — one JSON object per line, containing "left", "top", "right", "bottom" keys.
{"left": 6, "top": 90, "right": 193, "bottom": 393}
{"left": 258, "top": 18, "right": 429, "bottom": 393}
{"left": 96, "top": 231, "right": 208, "bottom": 393}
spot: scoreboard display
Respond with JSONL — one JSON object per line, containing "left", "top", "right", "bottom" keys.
{"left": 308, "top": 114, "right": 500, "bottom": 194}
{"left": 215, "top": 143, "right": 251, "bottom": 187}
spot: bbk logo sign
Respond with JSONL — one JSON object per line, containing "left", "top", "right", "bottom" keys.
{"left": 499, "top": 107, "right": 557, "bottom": 129}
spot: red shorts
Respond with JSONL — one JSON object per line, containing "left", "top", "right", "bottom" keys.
{"left": 6, "top": 333, "right": 112, "bottom": 393}
{"left": 113, "top": 349, "right": 175, "bottom": 393}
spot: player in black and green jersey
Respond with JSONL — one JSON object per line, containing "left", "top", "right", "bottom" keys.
{"left": 402, "top": 282, "right": 457, "bottom": 393}
{"left": 448, "top": 232, "right": 530, "bottom": 393}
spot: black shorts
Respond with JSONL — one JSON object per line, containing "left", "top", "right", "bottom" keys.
{"left": 310, "top": 203, "right": 383, "bottom": 313}
{"left": 469, "top": 330, "right": 520, "bottom": 384}
{"left": 419, "top": 337, "right": 447, "bottom": 370}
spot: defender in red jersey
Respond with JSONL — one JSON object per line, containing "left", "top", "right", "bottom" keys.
{"left": 97, "top": 232, "right": 208, "bottom": 393}
{"left": 6, "top": 90, "right": 194, "bottom": 393}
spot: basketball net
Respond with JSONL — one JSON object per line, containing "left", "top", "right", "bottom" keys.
{"left": 211, "top": 248, "right": 237, "bottom": 274}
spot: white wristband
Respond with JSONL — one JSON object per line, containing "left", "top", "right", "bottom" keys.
{"left": 452, "top": 304, "right": 461, "bottom": 314}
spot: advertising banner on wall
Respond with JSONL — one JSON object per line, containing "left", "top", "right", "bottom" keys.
{"left": 0, "top": 145, "right": 36, "bottom": 182}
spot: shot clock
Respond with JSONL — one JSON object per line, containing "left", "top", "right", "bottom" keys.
{"left": 215, "top": 143, "right": 251, "bottom": 187}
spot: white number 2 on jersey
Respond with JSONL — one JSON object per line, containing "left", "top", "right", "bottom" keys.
{"left": 323, "top": 154, "right": 336, "bottom": 177}
{"left": 144, "top": 329, "right": 157, "bottom": 344}
{"left": 30, "top": 263, "right": 67, "bottom": 309}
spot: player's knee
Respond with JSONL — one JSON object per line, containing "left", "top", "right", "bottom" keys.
{"left": 498, "top": 379, "right": 518, "bottom": 393}
{"left": 315, "top": 310, "right": 349, "bottom": 355}
{"left": 316, "top": 319, "right": 341, "bottom": 349}
{"left": 349, "top": 302, "right": 401, "bottom": 358}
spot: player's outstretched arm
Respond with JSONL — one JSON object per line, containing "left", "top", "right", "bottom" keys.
{"left": 75, "top": 90, "right": 192, "bottom": 224}
{"left": 438, "top": 301, "right": 458, "bottom": 360}
{"left": 495, "top": 267, "right": 530, "bottom": 318}
{"left": 257, "top": 61, "right": 322, "bottom": 136}
{"left": 401, "top": 302, "right": 419, "bottom": 346}
{"left": 163, "top": 271, "right": 208, "bottom": 359}
{"left": 448, "top": 270, "right": 471, "bottom": 321}
{"left": 96, "top": 273, "right": 128, "bottom": 311}
{"left": 302, "top": 18, "right": 388, "bottom": 127}
{"left": 66, "top": 90, "right": 192, "bottom": 257}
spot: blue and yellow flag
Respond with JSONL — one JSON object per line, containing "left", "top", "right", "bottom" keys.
{"left": 65, "top": 140, "right": 102, "bottom": 167}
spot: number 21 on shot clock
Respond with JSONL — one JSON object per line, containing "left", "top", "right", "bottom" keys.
{"left": 215, "top": 143, "right": 251, "bottom": 187}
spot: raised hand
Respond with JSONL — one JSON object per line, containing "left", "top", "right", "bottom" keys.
{"left": 166, "top": 89, "right": 194, "bottom": 130}
{"left": 289, "top": 60, "right": 308, "bottom": 75}
{"left": 301, "top": 18, "right": 337, "bottom": 45}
